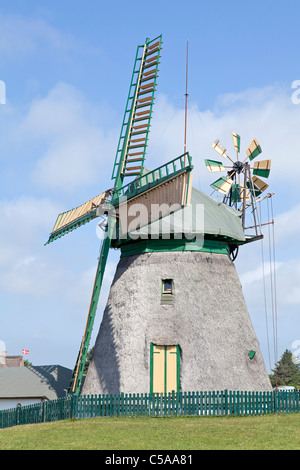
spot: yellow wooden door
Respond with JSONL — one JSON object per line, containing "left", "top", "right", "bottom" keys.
{"left": 166, "top": 346, "right": 178, "bottom": 393}
{"left": 152, "top": 345, "right": 179, "bottom": 393}
{"left": 152, "top": 345, "right": 165, "bottom": 394}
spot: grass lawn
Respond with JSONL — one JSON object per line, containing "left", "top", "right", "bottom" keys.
{"left": 0, "top": 414, "right": 299, "bottom": 450}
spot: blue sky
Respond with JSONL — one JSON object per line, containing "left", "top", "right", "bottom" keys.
{"left": 1, "top": 0, "right": 300, "bottom": 374}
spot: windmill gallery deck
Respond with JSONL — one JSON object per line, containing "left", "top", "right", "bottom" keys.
{"left": 46, "top": 35, "right": 272, "bottom": 395}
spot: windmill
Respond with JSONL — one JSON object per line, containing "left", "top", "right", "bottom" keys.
{"left": 46, "top": 35, "right": 272, "bottom": 395}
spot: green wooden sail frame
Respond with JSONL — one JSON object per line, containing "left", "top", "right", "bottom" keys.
{"left": 112, "top": 35, "right": 162, "bottom": 189}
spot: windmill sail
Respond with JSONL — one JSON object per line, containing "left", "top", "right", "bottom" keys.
{"left": 232, "top": 132, "right": 240, "bottom": 154}
{"left": 248, "top": 175, "right": 269, "bottom": 197}
{"left": 45, "top": 191, "right": 111, "bottom": 245}
{"left": 204, "top": 159, "right": 225, "bottom": 172}
{"left": 246, "top": 138, "right": 262, "bottom": 161}
{"left": 111, "top": 36, "right": 162, "bottom": 187}
{"left": 210, "top": 175, "right": 234, "bottom": 194}
{"left": 253, "top": 159, "right": 271, "bottom": 178}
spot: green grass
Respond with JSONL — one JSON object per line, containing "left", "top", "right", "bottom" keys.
{"left": 0, "top": 414, "right": 300, "bottom": 450}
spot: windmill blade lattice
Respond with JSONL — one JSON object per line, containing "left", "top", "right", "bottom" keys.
{"left": 205, "top": 132, "right": 271, "bottom": 209}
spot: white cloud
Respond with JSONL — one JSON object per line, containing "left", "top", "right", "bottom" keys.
{"left": 275, "top": 259, "right": 300, "bottom": 306}
{"left": 69, "top": 259, "right": 116, "bottom": 310}
{"left": 239, "top": 262, "right": 282, "bottom": 287}
{"left": 150, "top": 85, "right": 300, "bottom": 190}
{"left": 0, "top": 254, "right": 57, "bottom": 296}
{"left": 0, "top": 11, "right": 78, "bottom": 56}
{"left": 237, "top": 210, "right": 300, "bottom": 312}
{"left": 0, "top": 196, "right": 64, "bottom": 295}
{"left": 237, "top": 202, "right": 300, "bottom": 309}
{"left": 274, "top": 203, "right": 300, "bottom": 244}
{"left": 239, "top": 252, "right": 300, "bottom": 310}
{"left": 0, "top": 196, "right": 59, "bottom": 259}
{"left": 19, "top": 82, "right": 117, "bottom": 191}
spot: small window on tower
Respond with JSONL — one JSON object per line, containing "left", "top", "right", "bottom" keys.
{"left": 162, "top": 279, "right": 173, "bottom": 295}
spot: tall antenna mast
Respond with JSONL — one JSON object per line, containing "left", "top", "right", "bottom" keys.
{"left": 184, "top": 41, "right": 189, "bottom": 163}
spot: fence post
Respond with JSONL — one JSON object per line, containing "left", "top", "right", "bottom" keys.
{"left": 42, "top": 400, "right": 46, "bottom": 422}
{"left": 71, "top": 394, "right": 78, "bottom": 419}
{"left": 224, "top": 390, "right": 228, "bottom": 416}
{"left": 273, "top": 390, "right": 277, "bottom": 414}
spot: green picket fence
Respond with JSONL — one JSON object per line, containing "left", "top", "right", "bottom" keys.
{"left": 0, "top": 395, "right": 73, "bottom": 429}
{"left": 0, "top": 390, "right": 299, "bottom": 429}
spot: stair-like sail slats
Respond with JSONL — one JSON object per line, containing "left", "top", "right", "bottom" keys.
{"left": 148, "top": 40, "right": 160, "bottom": 50}
{"left": 111, "top": 35, "right": 162, "bottom": 189}
{"left": 144, "top": 56, "right": 160, "bottom": 66}
{"left": 129, "top": 137, "right": 147, "bottom": 144}
{"left": 142, "top": 68, "right": 158, "bottom": 77}
{"left": 145, "top": 47, "right": 160, "bottom": 57}
{"left": 45, "top": 191, "right": 111, "bottom": 245}
{"left": 132, "top": 123, "right": 148, "bottom": 130}
{"left": 130, "top": 130, "right": 149, "bottom": 137}
{"left": 127, "top": 151, "right": 144, "bottom": 156}
{"left": 134, "top": 110, "right": 151, "bottom": 117}
{"left": 140, "top": 81, "right": 154, "bottom": 90}
{"left": 137, "top": 97, "right": 153, "bottom": 106}
{"left": 125, "top": 158, "right": 144, "bottom": 163}
{"left": 123, "top": 172, "right": 141, "bottom": 177}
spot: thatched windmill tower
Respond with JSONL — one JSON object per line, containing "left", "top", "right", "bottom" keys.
{"left": 46, "top": 35, "right": 272, "bottom": 395}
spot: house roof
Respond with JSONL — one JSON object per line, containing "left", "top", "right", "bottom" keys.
{"left": 0, "top": 365, "right": 72, "bottom": 400}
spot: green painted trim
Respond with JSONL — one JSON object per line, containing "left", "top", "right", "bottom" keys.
{"left": 164, "top": 347, "right": 167, "bottom": 394}
{"left": 235, "top": 134, "right": 241, "bottom": 153}
{"left": 185, "top": 170, "right": 192, "bottom": 205}
{"left": 210, "top": 176, "right": 230, "bottom": 192}
{"left": 231, "top": 184, "right": 242, "bottom": 203}
{"left": 248, "top": 350, "right": 256, "bottom": 359}
{"left": 45, "top": 210, "right": 97, "bottom": 245}
{"left": 150, "top": 343, "right": 153, "bottom": 394}
{"left": 161, "top": 278, "right": 173, "bottom": 295}
{"left": 119, "top": 238, "right": 230, "bottom": 258}
{"left": 205, "top": 159, "right": 224, "bottom": 170}
{"left": 112, "top": 153, "right": 193, "bottom": 205}
{"left": 248, "top": 145, "right": 262, "bottom": 161}
{"left": 177, "top": 345, "right": 180, "bottom": 392}
{"left": 253, "top": 168, "right": 270, "bottom": 178}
